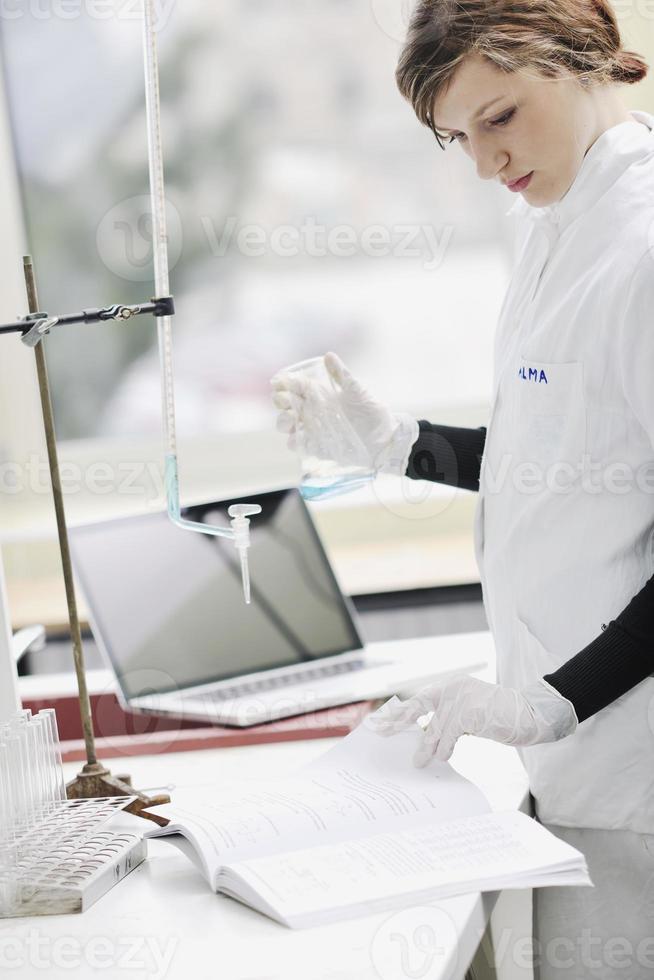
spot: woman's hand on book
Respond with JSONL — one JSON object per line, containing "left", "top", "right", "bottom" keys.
{"left": 369, "top": 677, "right": 578, "bottom": 766}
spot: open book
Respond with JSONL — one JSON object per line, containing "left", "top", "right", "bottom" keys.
{"left": 146, "top": 720, "right": 591, "bottom": 928}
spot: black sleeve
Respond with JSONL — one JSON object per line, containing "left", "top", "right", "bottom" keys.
{"left": 405, "top": 422, "right": 487, "bottom": 492}
{"left": 405, "top": 423, "right": 654, "bottom": 725}
{"left": 544, "top": 572, "right": 654, "bottom": 722}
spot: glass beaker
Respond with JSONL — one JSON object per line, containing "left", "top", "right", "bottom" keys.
{"left": 277, "top": 356, "right": 376, "bottom": 500}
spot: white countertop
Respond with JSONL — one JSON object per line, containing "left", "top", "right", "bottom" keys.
{"left": 4, "top": 632, "right": 530, "bottom": 980}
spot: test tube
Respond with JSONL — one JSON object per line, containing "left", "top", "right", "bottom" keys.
{"left": 0, "top": 743, "right": 18, "bottom": 913}
{"left": 0, "top": 857, "right": 18, "bottom": 918}
{"left": 8, "top": 715, "right": 41, "bottom": 827}
{"left": 39, "top": 709, "right": 66, "bottom": 805}
{"left": 0, "top": 743, "right": 12, "bottom": 846}
{"left": 2, "top": 732, "right": 27, "bottom": 830}
{"left": 30, "top": 715, "right": 50, "bottom": 816}
{"left": 21, "top": 716, "right": 38, "bottom": 820}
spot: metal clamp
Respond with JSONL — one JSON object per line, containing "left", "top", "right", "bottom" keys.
{"left": 13, "top": 624, "right": 46, "bottom": 664}
{"left": 21, "top": 316, "right": 59, "bottom": 348}
{"left": 95, "top": 304, "right": 143, "bottom": 321}
{"left": 152, "top": 295, "right": 175, "bottom": 317}
{"left": 2, "top": 295, "right": 176, "bottom": 338}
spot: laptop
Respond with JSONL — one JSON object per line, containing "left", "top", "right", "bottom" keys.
{"left": 70, "top": 488, "right": 486, "bottom": 726}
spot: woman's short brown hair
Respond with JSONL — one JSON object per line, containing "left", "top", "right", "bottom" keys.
{"left": 396, "top": 0, "right": 648, "bottom": 147}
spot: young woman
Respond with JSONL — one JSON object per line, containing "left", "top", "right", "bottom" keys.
{"left": 272, "top": 1, "right": 654, "bottom": 975}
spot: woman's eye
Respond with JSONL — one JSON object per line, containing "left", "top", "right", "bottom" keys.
{"left": 434, "top": 132, "right": 463, "bottom": 148}
{"left": 437, "top": 108, "right": 515, "bottom": 148}
{"left": 490, "top": 108, "right": 516, "bottom": 127}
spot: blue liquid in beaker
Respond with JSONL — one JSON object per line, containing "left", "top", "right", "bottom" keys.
{"left": 300, "top": 472, "right": 375, "bottom": 500}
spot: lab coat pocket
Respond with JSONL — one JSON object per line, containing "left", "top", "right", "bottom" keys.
{"left": 512, "top": 358, "right": 586, "bottom": 471}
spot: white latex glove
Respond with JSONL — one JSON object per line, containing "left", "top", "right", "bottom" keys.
{"left": 271, "top": 352, "right": 419, "bottom": 476}
{"left": 369, "top": 676, "right": 578, "bottom": 766}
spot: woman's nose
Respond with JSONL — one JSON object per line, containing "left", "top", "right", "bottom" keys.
{"left": 471, "top": 138, "right": 509, "bottom": 181}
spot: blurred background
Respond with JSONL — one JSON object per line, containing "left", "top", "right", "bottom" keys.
{"left": 0, "top": 0, "right": 652, "bottom": 641}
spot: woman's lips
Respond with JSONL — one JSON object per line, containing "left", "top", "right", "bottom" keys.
{"left": 506, "top": 171, "right": 534, "bottom": 192}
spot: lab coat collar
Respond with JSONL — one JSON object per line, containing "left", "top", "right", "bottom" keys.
{"left": 505, "top": 109, "right": 654, "bottom": 231}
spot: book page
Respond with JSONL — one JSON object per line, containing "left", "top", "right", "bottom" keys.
{"left": 224, "top": 810, "right": 591, "bottom": 928}
{"left": 146, "top": 719, "right": 489, "bottom": 885}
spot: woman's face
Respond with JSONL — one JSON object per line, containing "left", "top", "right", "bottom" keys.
{"left": 432, "top": 53, "right": 597, "bottom": 206}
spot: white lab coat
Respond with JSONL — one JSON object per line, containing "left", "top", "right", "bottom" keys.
{"left": 474, "top": 110, "right": 654, "bottom": 833}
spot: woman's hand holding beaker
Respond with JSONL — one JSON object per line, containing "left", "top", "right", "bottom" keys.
{"left": 271, "top": 352, "right": 418, "bottom": 499}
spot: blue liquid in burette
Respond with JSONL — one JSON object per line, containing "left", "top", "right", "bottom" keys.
{"left": 300, "top": 472, "right": 375, "bottom": 501}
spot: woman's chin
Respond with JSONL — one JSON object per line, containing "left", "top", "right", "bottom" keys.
{"left": 522, "top": 178, "right": 564, "bottom": 208}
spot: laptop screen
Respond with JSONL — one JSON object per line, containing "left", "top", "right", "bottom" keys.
{"left": 70, "top": 489, "right": 364, "bottom": 701}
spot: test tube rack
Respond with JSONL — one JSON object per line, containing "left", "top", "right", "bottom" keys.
{"left": 0, "top": 710, "right": 146, "bottom": 917}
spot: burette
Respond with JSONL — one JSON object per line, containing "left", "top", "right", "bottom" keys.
{"left": 141, "top": 0, "right": 261, "bottom": 603}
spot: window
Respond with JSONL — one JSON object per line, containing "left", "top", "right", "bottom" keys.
{"left": 5, "top": 1, "right": 649, "bottom": 627}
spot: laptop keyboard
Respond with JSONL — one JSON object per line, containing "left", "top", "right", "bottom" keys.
{"left": 181, "top": 657, "right": 369, "bottom": 704}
